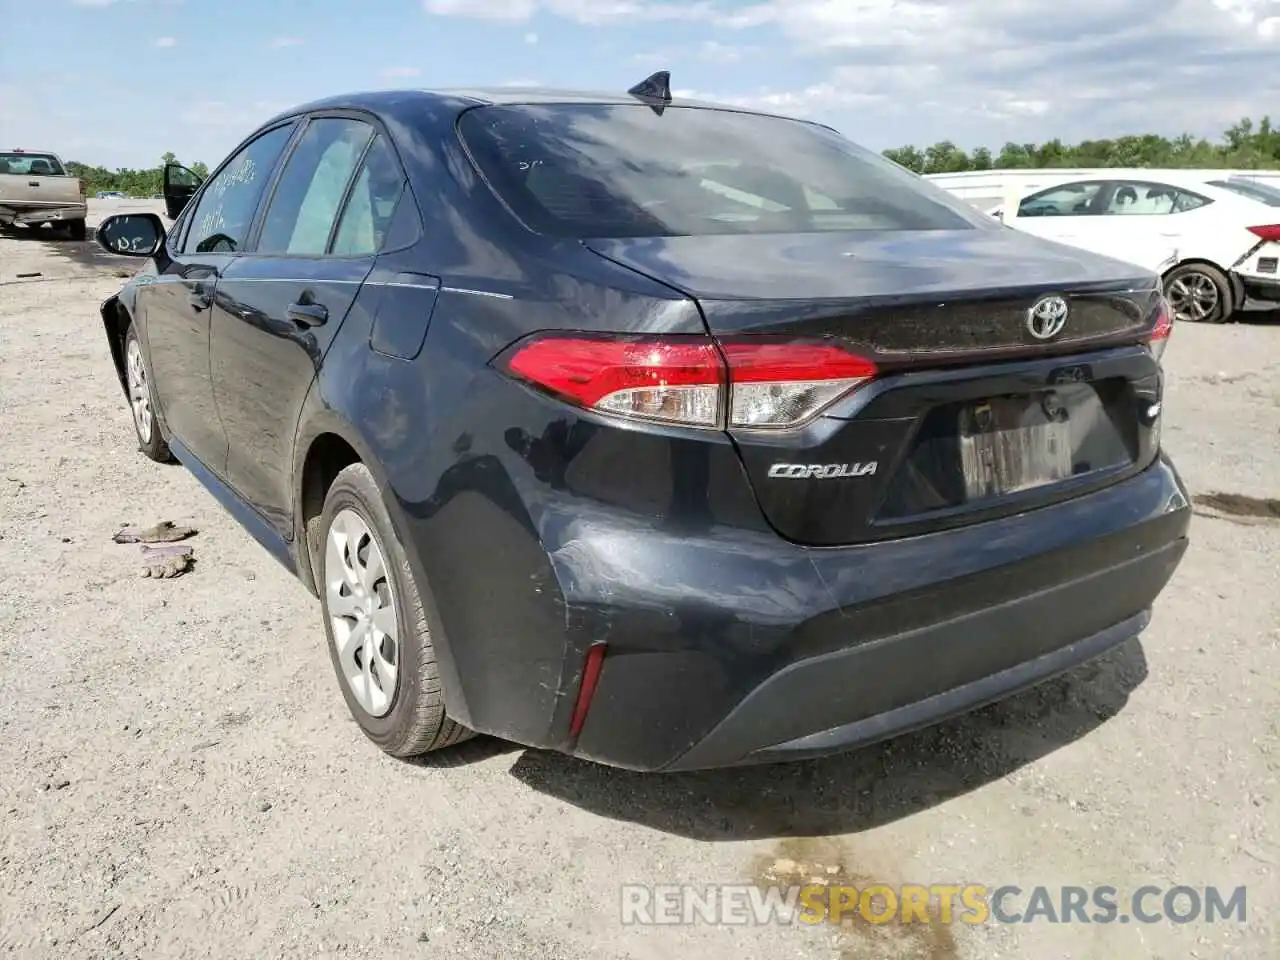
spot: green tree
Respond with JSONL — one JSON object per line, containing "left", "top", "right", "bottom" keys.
{"left": 883, "top": 117, "right": 1280, "bottom": 174}
{"left": 63, "top": 153, "right": 210, "bottom": 197}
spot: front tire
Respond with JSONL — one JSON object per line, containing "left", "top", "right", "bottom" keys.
{"left": 1164, "top": 262, "right": 1232, "bottom": 324}
{"left": 318, "top": 463, "right": 471, "bottom": 757}
{"left": 123, "top": 324, "right": 171, "bottom": 462}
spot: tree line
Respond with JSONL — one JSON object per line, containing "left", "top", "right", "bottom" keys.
{"left": 64, "top": 152, "right": 209, "bottom": 197}
{"left": 60, "top": 117, "right": 1280, "bottom": 195}
{"left": 882, "top": 117, "right": 1280, "bottom": 175}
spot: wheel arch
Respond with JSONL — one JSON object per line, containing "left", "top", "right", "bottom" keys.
{"left": 291, "top": 407, "right": 472, "bottom": 725}
{"left": 99, "top": 294, "right": 130, "bottom": 398}
{"left": 293, "top": 414, "right": 376, "bottom": 598}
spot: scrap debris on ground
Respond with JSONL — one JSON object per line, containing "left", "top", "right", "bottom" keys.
{"left": 112, "top": 520, "right": 199, "bottom": 578}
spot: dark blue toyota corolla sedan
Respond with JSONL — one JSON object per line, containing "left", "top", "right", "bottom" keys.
{"left": 94, "top": 74, "right": 1190, "bottom": 771}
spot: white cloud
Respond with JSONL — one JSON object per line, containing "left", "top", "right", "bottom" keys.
{"left": 381, "top": 66, "right": 422, "bottom": 78}
{"left": 152, "top": 36, "right": 177, "bottom": 48}
{"left": 424, "top": 0, "right": 716, "bottom": 23}
{"left": 423, "top": 0, "right": 1280, "bottom": 147}
{"left": 178, "top": 100, "right": 286, "bottom": 131}
{"left": 525, "top": 31, "right": 539, "bottom": 43}
{"left": 268, "top": 36, "right": 304, "bottom": 48}
{"left": 423, "top": 0, "right": 535, "bottom": 19}
{"left": 698, "top": 40, "right": 752, "bottom": 63}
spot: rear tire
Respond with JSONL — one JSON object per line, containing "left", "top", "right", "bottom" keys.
{"left": 1163, "top": 262, "right": 1232, "bottom": 324}
{"left": 123, "top": 323, "right": 172, "bottom": 462}
{"left": 66, "top": 219, "right": 87, "bottom": 241}
{"left": 317, "top": 463, "right": 472, "bottom": 757}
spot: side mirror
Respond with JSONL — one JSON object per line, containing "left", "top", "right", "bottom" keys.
{"left": 96, "top": 213, "right": 166, "bottom": 258}
{"left": 163, "top": 162, "right": 203, "bottom": 219}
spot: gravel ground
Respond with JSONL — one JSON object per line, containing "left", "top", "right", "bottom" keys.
{"left": 0, "top": 201, "right": 1277, "bottom": 960}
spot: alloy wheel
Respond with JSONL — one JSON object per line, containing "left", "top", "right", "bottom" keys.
{"left": 1166, "top": 272, "right": 1220, "bottom": 322}
{"left": 324, "top": 508, "right": 400, "bottom": 718}
{"left": 125, "top": 338, "right": 153, "bottom": 442}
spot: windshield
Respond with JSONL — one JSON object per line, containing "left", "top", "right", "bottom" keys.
{"left": 457, "top": 104, "right": 990, "bottom": 239}
{"left": 0, "top": 152, "right": 66, "bottom": 176}
{"left": 1207, "top": 179, "right": 1280, "bottom": 207}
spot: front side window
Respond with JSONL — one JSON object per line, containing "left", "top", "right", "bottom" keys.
{"left": 184, "top": 124, "right": 294, "bottom": 255}
{"left": 0, "top": 152, "right": 66, "bottom": 176}
{"left": 1017, "top": 182, "right": 1104, "bottom": 218}
{"left": 257, "top": 118, "right": 374, "bottom": 255}
{"left": 458, "top": 104, "right": 989, "bottom": 238}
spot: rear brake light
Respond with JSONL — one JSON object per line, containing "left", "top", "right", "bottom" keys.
{"left": 497, "top": 334, "right": 877, "bottom": 430}
{"left": 721, "top": 342, "right": 877, "bottom": 428}
{"left": 1147, "top": 296, "right": 1173, "bottom": 362}
{"left": 1247, "top": 224, "right": 1280, "bottom": 243}
{"left": 502, "top": 335, "right": 724, "bottom": 427}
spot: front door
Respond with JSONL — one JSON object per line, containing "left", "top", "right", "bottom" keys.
{"left": 142, "top": 123, "right": 297, "bottom": 473}
{"left": 209, "top": 117, "right": 410, "bottom": 536}
{"left": 1006, "top": 179, "right": 1108, "bottom": 252}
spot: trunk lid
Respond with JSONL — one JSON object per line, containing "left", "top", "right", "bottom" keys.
{"left": 585, "top": 230, "right": 1166, "bottom": 546}
{"left": 584, "top": 230, "right": 1157, "bottom": 360}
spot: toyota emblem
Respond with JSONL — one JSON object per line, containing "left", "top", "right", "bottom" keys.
{"left": 1027, "top": 295, "right": 1069, "bottom": 340}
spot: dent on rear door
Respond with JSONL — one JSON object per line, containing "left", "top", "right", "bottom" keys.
{"left": 209, "top": 255, "right": 375, "bottom": 538}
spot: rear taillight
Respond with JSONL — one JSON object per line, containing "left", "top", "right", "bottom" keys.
{"left": 1248, "top": 224, "right": 1280, "bottom": 243}
{"left": 502, "top": 335, "right": 724, "bottom": 427}
{"left": 497, "top": 334, "right": 877, "bottom": 430}
{"left": 1148, "top": 296, "right": 1173, "bottom": 362}
{"left": 721, "top": 342, "right": 876, "bottom": 428}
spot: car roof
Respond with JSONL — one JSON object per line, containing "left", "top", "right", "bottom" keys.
{"left": 262, "top": 87, "right": 805, "bottom": 127}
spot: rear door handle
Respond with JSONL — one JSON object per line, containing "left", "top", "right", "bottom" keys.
{"left": 287, "top": 301, "right": 328, "bottom": 326}
{"left": 28, "top": 181, "right": 39, "bottom": 188}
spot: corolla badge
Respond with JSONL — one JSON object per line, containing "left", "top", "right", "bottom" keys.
{"left": 1026, "top": 295, "right": 1070, "bottom": 340}
{"left": 768, "top": 462, "right": 878, "bottom": 479}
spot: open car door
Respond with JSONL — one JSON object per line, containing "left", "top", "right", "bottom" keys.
{"left": 163, "top": 162, "right": 203, "bottom": 219}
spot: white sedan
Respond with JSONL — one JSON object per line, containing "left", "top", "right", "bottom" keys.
{"left": 993, "top": 173, "right": 1280, "bottom": 323}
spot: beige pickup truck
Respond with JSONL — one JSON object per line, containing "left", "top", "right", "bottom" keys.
{"left": 0, "top": 149, "right": 88, "bottom": 239}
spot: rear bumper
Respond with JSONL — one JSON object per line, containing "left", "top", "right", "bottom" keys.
{"left": 1237, "top": 273, "right": 1280, "bottom": 302}
{"left": 0, "top": 204, "right": 87, "bottom": 225}
{"left": 579, "top": 456, "right": 1188, "bottom": 770}
{"left": 415, "top": 448, "right": 1190, "bottom": 771}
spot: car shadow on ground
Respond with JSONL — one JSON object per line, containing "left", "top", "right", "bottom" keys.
{"left": 416, "top": 637, "right": 1148, "bottom": 841}
{"left": 4, "top": 225, "right": 149, "bottom": 276}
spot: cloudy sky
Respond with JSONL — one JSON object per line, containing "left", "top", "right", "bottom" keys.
{"left": 2, "top": 0, "right": 1278, "bottom": 169}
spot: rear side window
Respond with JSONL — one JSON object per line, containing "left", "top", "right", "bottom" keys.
{"left": 0, "top": 152, "right": 65, "bottom": 176}
{"left": 257, "top": 118, "right": 374, "bottom": 255}
{"left": 1207, "top": 179, "right": 1280, "bottom": 207}
{"left": 331, "top": 134, "right": 407, "bottom": 256}
{"left": 1103, "top": 181, "right": 1211, "bottom": 215}
{"left": 457, "top": 104, "right": 986, "bottom": 238}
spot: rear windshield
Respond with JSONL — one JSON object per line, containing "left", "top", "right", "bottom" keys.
{"left": 1207, "top": 179, "right": 1280, "bottom": 207}
{"left": 457, "top": 104, "right": 988, "bottom": 238}
{"left": 0, "top": 152, "right": 66, "bottom": 176}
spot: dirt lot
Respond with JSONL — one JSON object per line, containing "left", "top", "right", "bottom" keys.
{"left": 1, "top": 201, "right": 1277, "bottom": 959}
